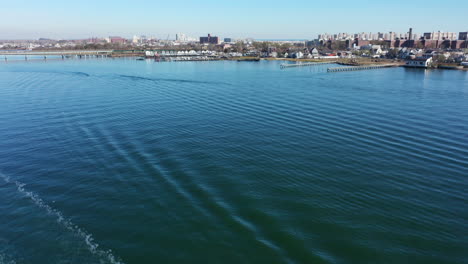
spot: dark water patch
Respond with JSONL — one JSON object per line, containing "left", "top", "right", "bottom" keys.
{"left": 117, "top": 74, "right": 228, "bottom": 85}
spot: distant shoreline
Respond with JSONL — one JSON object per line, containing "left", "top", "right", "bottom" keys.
{"left": 1, "top": 55, "right": 467, "bottom": 71}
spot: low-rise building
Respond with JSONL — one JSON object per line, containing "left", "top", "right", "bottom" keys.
{"left": 371, "top": 45, "right": 383, "bottom": 55}
{"left": 405, "top": 57, "right": 433, "bottom": 68}
{"left": 310, "top": 48, "right": 319, "bottom": 57}
{"left": 290, "top": 51, "right": 304, "bottom": 59}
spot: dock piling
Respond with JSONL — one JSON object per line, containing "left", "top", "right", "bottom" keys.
{"left": 280, "top": 61, "right": 337, "bottom": 69}
{"left": 327, "top": 64, "right": 397, "bottom": 72}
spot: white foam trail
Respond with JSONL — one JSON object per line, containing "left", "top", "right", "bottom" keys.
{"left": 0, "top": 172, "right": 125, "bottom": 264}
{"left": 0, "top": 253, "right": 16, "bottom": 264}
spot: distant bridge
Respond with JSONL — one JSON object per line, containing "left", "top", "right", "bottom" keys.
{"left": 0, "top": 50, "right": 113, "bottom": 56}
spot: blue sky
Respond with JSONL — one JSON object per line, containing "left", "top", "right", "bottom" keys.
{"left": 1, "top": 0, "right": 467, "bottom": 39}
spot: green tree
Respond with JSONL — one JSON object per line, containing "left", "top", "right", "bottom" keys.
{"left": 433, "top": 55, "right": 446, "bottom": 63}
{"left": 234, "top": 41, "right": 246, "bottom": 53}
{"left": 387, "top": 49, "right": 399, "bottom": 58}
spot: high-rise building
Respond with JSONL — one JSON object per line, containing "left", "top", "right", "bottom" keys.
{"left": 459, "top": 32, "right": 468, "bottom": 40}
{"left": 424, "top": 32, "right": 433, "bottom": 40}
{"left": 200, "top": 34, "right": 219, "bottom": 44}
{"left": 423, "top": 31, "right": 457, "bottom": 40}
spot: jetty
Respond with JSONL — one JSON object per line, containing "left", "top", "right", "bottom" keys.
{"left": 280, "top": 61, "right": 337, "bottom": 69}
{"left": 327, "top": 64, "right": 397, "bottom": 72}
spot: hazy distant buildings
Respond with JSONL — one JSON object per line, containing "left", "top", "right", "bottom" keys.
{"left": 87, "top": 37, "right": 101, "bottom": 44}
{"left": 224, "top": 38, "right": 232, "bottom": 43}
{"left": 316, "top": 27, "right": 468, "bottom": 50}
{"left": 109, "top": 36, "right": 126, "bottom": 44}
{"left": 176, "top": 33, "right": 187, "bottom": 42}
{"left": 200, "top": 34, "right": 219, "bottom": 44}
{"left": 319, "top": 29, "right": 459, "bottom": 42}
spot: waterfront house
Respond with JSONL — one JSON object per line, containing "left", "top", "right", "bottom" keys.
{"left": 311, "top": 48, "right": 319, "bottom": 58}
{"left": 288, "top": 52, "right": 304, "bottom": 59}
{"left": 371, "top": 45, "right": 383, "bottom": 55}
{"left": 294, "top": 52, "right": 304, "bottom": 59}
{"left": 405, "top": 57, "right": 433, "bottom": 68}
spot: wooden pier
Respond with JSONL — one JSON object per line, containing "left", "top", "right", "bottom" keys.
{"left": 327, "top": 64, "right": 397, "bottom": 72}
{"left": 280, "top": 61, "right": 337, "bottom": 69}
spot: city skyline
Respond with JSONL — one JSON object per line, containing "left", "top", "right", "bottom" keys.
{"left": 1, "top": 0, "right": 467, "bottom": 39}
{"left": 2, "top": 29, "right": 466, "bottom": 42}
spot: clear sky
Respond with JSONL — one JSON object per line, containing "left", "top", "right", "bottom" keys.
{"left": 1, "top": 0, "right": 467, "bottom": 40}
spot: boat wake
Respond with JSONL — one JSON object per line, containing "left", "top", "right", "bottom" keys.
{"left": 0, "top": 253, "right": 16, "bottom": 264}
{"left": 0, "top": 172, "right": 125, "bottom": 264}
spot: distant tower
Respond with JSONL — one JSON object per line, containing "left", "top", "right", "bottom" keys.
{"left": 409, "top": 28, "right": 413, "bottom": 41}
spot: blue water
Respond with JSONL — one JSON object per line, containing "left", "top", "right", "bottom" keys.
{"left": 0, "top": 59, "right": 467, "bottom": 264}
{"left": 2, "top": 55, "right": 64, "bottom": 62}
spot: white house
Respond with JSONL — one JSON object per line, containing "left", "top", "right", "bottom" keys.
{"left": 291, "top": 51, "right": 304, "bottom": 59}
{"left": 405, "top": 57, "right": 433, "bottom": 68}
{"left": 145, "top": 51, "right": 155, "bottom": 57}
{"left": 311, "top": 48, "right": 319, "bottom": 58}
{"left": 371, "top": 45, "right": 383, "bottom": 55}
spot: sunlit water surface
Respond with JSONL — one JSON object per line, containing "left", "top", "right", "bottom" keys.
{"left": 0, "top": 59, "right": 467, "bottom": 264}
